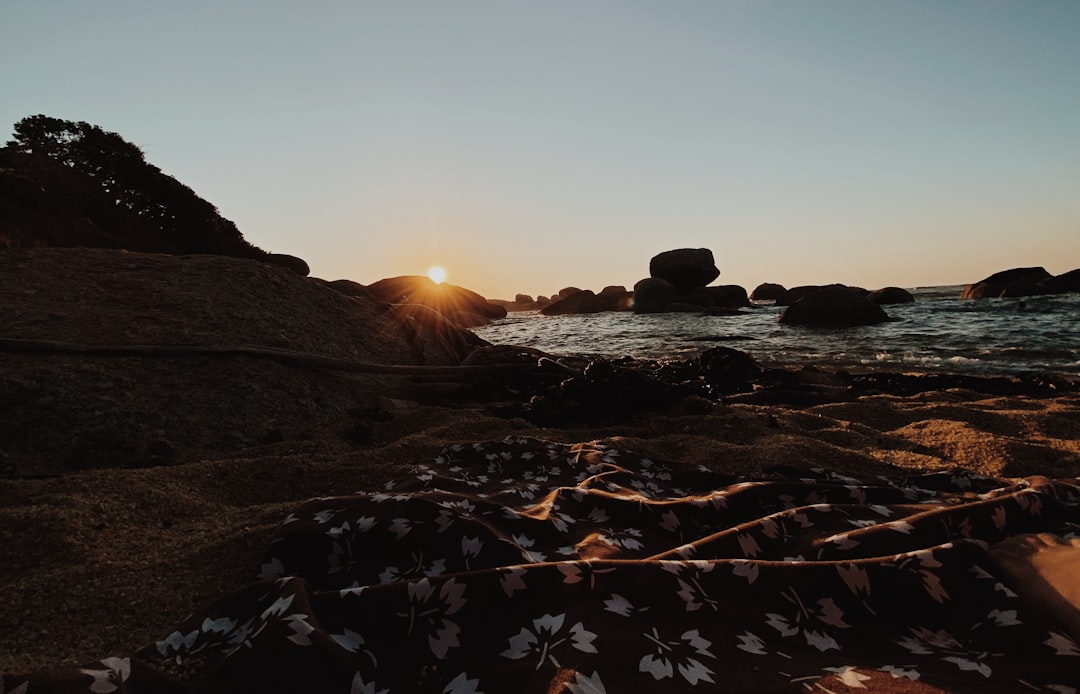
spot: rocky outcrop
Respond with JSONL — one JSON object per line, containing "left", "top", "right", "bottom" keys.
{"left": 541, "top": 290, "right": 601, "bottom": 315}
{"left": 774, "top": 286, "right": 821, "bottom": 307}
{"left": 648, "top": 248, "right": 720, "bottom": 295}
{"left": 540, "top": 286, "right": 632, "bottom": 315}
{"left": 1037, "top": 269, "right": 1080, "bottom": 294}
{"left": 867, "top": 286, "right": 915, "bottom": 305}
{"left": 632, "top": 277, "right": 676, "bottom": 314}
{"left": 778, "top": 284, "right": 890, "bottom": 327}
{"left": 961, "top": 267, "right": 1052, "bottom": 299}
{"left": 364, "top": 276, "right": 507, "bottom": 327}
{"left": 750, "top": 283, "right": 787, "bottom": 301}
{"left": 265, "top": 253, "right": 311, "bottom": 277}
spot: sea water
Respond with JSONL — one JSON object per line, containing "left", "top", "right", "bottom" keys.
{"left": 473, "top": 286, "right": 1080, "bottom": 377}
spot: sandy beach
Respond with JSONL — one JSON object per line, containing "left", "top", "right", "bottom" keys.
{"left": 2, "top": 249, "right": 1079, "bottom": 691}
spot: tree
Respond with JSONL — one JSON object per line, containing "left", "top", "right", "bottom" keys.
{"left": 2, "top": 115, "right": 264, "bottom": 257}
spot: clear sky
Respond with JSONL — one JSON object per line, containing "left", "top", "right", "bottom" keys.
{"left": 3, "top": 1, "right": 1079, "bottom": 299}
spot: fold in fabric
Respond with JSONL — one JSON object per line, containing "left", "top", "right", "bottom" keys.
{"left": 6, "top": 436, "right": 1080, "bottom": 693}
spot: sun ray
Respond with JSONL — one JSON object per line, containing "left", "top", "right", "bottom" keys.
{"left": 427, "top": 265, "right": 447, "bottom": 284}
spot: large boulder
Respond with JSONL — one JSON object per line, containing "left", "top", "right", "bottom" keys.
{"left": 702, "top": 285, "right": 750, "bottom": 308}
{"left": 774, "top": 285, "right": 821, "bottom": 307}
{"left": 632, "top": 277, "right": 676, "bottom": 314}
{"left": 867, "top": 286, "right": 915, "bottom": 305}
{"left": 1036, "top": 269, "right": 1080, "bottom": 294}
{"left": 596, "top": 285, "right": 632, "bottom": 311}
{"left": 961, "top": 267, "right": 1052, "bottom": 299}
{"left": 364, "top": 276, "right": 507, "bottom": 327}
{"left": 778, "top": 284, "right": 890, "bottom": 327}
{"left": 540, "top": 290, "right": 601, "bottom": 315}
{"left": 264, "top": 253, "right": 311, "bottom": 276}
{"left": 648, "top": 248, "right": 720, "bottom": 294}
{"left": 750, "top": 283, "right": 787, "bottom": 301}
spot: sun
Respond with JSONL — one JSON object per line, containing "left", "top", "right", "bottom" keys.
{"left": 427, "top": 265, "right": 448, "bottom": 284}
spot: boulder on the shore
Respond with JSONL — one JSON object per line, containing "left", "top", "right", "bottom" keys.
{"left": 960, "top": 267, "right": 1053, "bottom": 299}
{"left": 540, "top": 290, "right": 600, "bottom": 315}
{"left": 867, "top": 286, "right": 915, "bottom": 305}
{"left": 596, "top": 285, "right": 633, "bottom": 311}
{"left": 264, "top": 253, "right": 311, "bottom": 277}
{"left": 750, "top": 283, "right": 787, "bottom": 301}
{"left": 632, "top": 277, "right": 677, "bottom": 314}
{"left": 778, "top": 284, "right": 890, "bottom": 327}
{"left": 363, "top": 276, "right": 507, "bottom": 327}
{"left": 538, "top": 286, "right": 632, "bottom": 315}
{"left": 702, "top": 285, "right": 751, "bottom": 309}
{"left": 648, "top": 248, "right": 720, "bottom": 294}
{"left": 1037, "top": 269, "right": 1080, "bottom": 294}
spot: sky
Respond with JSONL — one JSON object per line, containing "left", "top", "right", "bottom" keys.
{"left": 3, "top": 1, "right": 1079, "bottom": 300}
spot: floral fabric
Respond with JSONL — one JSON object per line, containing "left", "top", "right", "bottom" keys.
{"left": 5, "top": 436, "right": 1080, "bottom": 692}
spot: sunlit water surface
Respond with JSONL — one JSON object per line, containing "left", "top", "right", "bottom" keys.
{"left": 474, "top": 286, "right": 1080, "bottom": 377}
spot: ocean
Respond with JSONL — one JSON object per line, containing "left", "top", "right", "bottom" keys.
{"left": 473, "top": 286, "right": 1080, "bottom": 378}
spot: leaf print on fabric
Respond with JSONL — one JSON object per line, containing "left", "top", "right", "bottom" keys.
{"left": 837, "top": 564, "right": 871, "bottom": 597}
{"left": 77, "top": 657, "right": 130, "bottom": 694}
{"left": 731, "top": 559, "right": 760, "bottom": 585}
{"left": 896, "top": 627, "right": 995, "bottom": 678}
{"left": 395, "top": 578, "right": 468, "bottom": 659}
{"left": 736, "top": 631, "right": 769, "bottom": 656}
{"left": 1045, "top": 631, "right": 1080, "bottom": 656}
{"left": 500, "top": 567, "right": 527, "bottom": 597}
{"left": 351, "top": 672, "right": 390, "bottom": 694}
{"left": 565, "top": 670, "right": 607, "bottom": 694}
{"left": 443, "top": 672, "right": 484, "bottom": 694}
{"left": 764, "top": 588, "right": 848, "bottom": 652}
{"left": 638, "top": 627, "right": 716, "bottom": 685}
{"left": 823, "top": 666, "right": 872, "bottom": 688}
{"left": 501, "top": 613, "right": 598, "bottom": 670}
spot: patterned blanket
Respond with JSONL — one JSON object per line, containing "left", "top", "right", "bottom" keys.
{"left": 6, "top": 437, "right": 1080, "bottom": 693}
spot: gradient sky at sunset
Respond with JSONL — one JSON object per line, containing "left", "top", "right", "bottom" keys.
{"left": 3, "top": 1, "right": 1079, "bottom": 299}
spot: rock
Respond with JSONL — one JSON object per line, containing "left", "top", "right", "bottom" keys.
{"left": 1036, "top": 269, "right": 1080, "bottom": 294}
{"left": 778, "top": 284, "right": 890, "bottom": 327}
{"left": 263, "top": 253, "right": 310, "bottom": 276}
{"left": 867, "top": 286, "right": 915, "bottom": 305}
{"left": 596, "top": 285, "right": 632, "bottom": 311}
{"left": 540, "top": 290, "right": 601, "bottom": 315}
{"left": 702, "top": 285, "right": 750, "bottom": 308}
{"left": 750, "top": 283, "right": 787, "bottom": 301}
{"left": 364, "top": 275, "right": 507, "bottom": 326}
{"left": 698, "top": 347, "right": 763, "bottom": 394}
{"left": 324, "top": 279, "right": 374, "bottom": 299}
{"left": 774, "top": 285, "right": 821, "bottom": 307}
{"left": 961, "top": 267, "right": 1052, "bottom": 299}
{"left": 515, "top": 294, "right": 534, "bottom": 305}
{"left": 648, "top": 248, "right": 720, "bottom": 294}
{"left": 632, "top": 277, "right": 676, "bottom": 313}
{"left": 557, "top": 287, "right": 582, "bottom": 299}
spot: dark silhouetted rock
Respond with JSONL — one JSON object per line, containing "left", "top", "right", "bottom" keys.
{"left": 648, "top": 248, "right": 720, "bottom": 294}
{"left": 867, "top": 286, "right": 915, "bottom": 305}
{"left": 778, "top": 284, "right": 890, "bottom": 327}
{"left": 556, "top": 287, "right": 582, "bottom": 299}
{"left": 699, "top": 347, "right": 763, "bottom": 394}
{"left": 961, "top": 267, "right": 1052, "bottom": 299}
{"left": 515, "top": 294, "right": 534, "bottom": 304}
{"left": 1036, "top": 269, "right": 1080, "bottom": 294}
{"left": 750, "top": 283, "right": 787, "bottom": 301}
{"left": 774, "top": 285, "right": 821, "bottom": 306}
{"left": 325, "top": 279, "right": 374, "bottom": 299}
{"left": 703, "top": 285, "right": 750, "bottom": 308}
{"left": 365, "top": 275, "right": 507, "bottom": 327}
{"left": 632, "top": 277, "right": 677, "bottom": 313}
{"left": 596, "top": 285, "right": 632, "bottom": 311}
{"left": 540, "top": 290, "right": 601, "bottom": 315}
{"left": 264, "top": 253, "right": 310, "bottom": 276}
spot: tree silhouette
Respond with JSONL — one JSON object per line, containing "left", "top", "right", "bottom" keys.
{"left": 1, "top": 115, "right": 265, "bottom": 257}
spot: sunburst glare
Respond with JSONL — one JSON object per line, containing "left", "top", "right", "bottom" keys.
{"left": 427, "top": 265, "right": 447, "bottom": 284}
